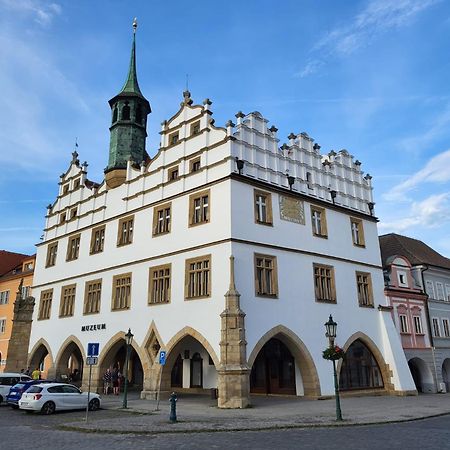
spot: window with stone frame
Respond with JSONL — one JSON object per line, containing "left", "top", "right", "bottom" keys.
{"left": 46, "top": 242, "right": 58, "bottom": 267}
{"left": 0, "top": 318, "right": 6, "bottom": 334}
{"left": 62, "top": 183, "right": 69, "bottom": 196}
{"left": 254, "top": 254, "right": 278, "bottom": 297}
{"left": 70, "top": 207, "right": 77, "bottom": 220}
{"left": 84, "top": 279, "right": 102, "bottom": 315}
{"left": 189, "top": 190, "right": 210, "bottom": 226}
{"left": 436, "top": 282, "right": 445, "bottom": 301}
{"left": 310, "top": 206, "right": 328, "bottom": 238}
{"left": 168, "top": 166, "right": 179, "bottom": 181}
{"left": 442, "top": 319, "right": 450, "bottom": 338}
{"left": 153, "top": 203, "right": 171, "bottom": 236}
{"left": 254, "top": 190, "right": 273, "bottom": 225}
{"left": 112, "top": 273, "right": 132, "bottom": 310}
{"left": 149, "top": 264, "right": 171, "bottom": 305}
{"left": 169, "top": 131, "right": 179, "bottom": 146}
{"left": 73, "top": 177, "right": 81, "bottom": 190}
{"left": 185, "top": 256, "right": 211, "bottom": 299}
{"left": 413, "top": 315, "right": 423, "bottom": 334}
{"left": 399, "top": 314, "right": 408, "bottom": 333}
{"left": 313, "top": 264, "right": 336, "bottom": 302}
{"left": 59, "top": 284, "right": 76, "bottom": 317}
{"left": 90, "top": 225, "right": 105, "bottom": 254}
{"left": 117, "top": 216, "right": 134, "bottom": 246}
{"left": 66, "top": 234, "right": 81, "bottom": 261}
{"left": 356, "top": 272, "right": 373, "bottom": 307}
{"left": 190, "top": 120, "right": 201, "bottom": 136}
{"left": 59, "top": 212, "right": 66, "bottom": 224}
{"left": 432, "top": 318, "right": 440, "bottom": 337}
{"left": 350, "top": 217, "right": 365, "bottom": 247}
{"left": 0, "top": 291, "right": 9, "bottom": 305}
{"left": 38, "top": 289, "right": 53, "bottom": 320}
{"left": 425, "top": 280, "right": 436, "bottom": 299}
{"left": 189, "top": 157, "right": 201, "bottom": 173}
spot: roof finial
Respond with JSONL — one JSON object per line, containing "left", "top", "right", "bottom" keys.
{"left": 133, "top": 17, "right": 137, "bottom": 33}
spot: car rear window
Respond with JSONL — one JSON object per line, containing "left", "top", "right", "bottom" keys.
{"left": 11, "top": 383, "right": 26, "bottom": 389}
{"left": 27, "top": 386, "right": 43, "bottom": 393}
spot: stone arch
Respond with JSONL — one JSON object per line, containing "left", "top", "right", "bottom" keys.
{"left": 28, "top": 338, "right": 54, "bottom": 377}
{"left": 97, "top": 331, "right": 147, "bottom": 391}
{"left": 159, "top": 326, "right": 219, "bottom": 392}
{"left": 142, "top": 321, "right": 164, "bottom": 367}
{"left": 54, "top": 335, "right": 86, "bottom": 383}
{"left": 408, "top": 357, "right": 434, "bottom": 393}
{"left": 248, "top": 325, "right": 321, "bottom": 397}
{"left": 339, "top": 332, "right": 393, "bottom": 392}
{"left": 442, "top": 358, "right": 450, "bottom": 392}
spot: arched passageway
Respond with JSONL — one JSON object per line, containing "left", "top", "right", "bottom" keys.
{"left": 339, "top": 339, "right": 384, "bottom": 391}
{"left": 55, "top": 340, "right": 84, "bottom": 385}
{"left": 162, "top": 335, "right": 218, "bottom": 392}
{"left": 28, "top": 342, "right": 52, "bottom": 379}
{"left": 442, "top": 359, "right": 450, "bottom": 392}
{"left": 408, "top": 357, "right": 434, "bottom": 393}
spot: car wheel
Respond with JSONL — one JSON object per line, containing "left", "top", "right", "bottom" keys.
{"left": 41, "top": 401, "right": 56, "bottom": 415}
{"left": 88, "top": 398, "right": 100, "bottom": 411}
{"left": 0, "top": 395, "right": 3, "bottom": 405}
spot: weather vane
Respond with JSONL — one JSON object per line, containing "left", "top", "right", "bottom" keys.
{"left": 133, "top": 17, "right": 138, "bottom": 33}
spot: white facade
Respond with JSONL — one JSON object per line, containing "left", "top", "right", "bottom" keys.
{"left": 29, "top": 89, "right": 415, "bottom": 400}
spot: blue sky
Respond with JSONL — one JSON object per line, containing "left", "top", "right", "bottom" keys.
{"left": 1, "top": 0, "right": 449, "bottom": 256}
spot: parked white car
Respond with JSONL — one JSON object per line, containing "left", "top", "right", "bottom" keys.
{"left": 18, "top": 383, "right": 101, "bottom": 414}
{"left": 0, "top": 373, "right": 31, "bottom": 404}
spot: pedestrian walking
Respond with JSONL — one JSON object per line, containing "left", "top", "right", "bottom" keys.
{"left": 103, "top": 368, "right": 112, "bottom": 394}
{"left": 112, "top": 366, "right": 120, "bottom": 395}
{"left": 31, "top": 367, "right": 41, "bottom": 380}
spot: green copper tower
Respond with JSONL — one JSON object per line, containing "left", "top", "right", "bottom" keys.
{"left": 105, "top": 18, "right": 151, "bottom": 187}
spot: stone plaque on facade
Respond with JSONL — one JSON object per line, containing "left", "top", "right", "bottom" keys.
{"left": 279, "top": 196, "right": 305, "bottom": 224}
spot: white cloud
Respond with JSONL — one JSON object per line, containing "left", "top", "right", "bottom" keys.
{"left": 384, "top": 149, "right": 450, "bottom": 201}
{"left": 379, "top": 192, "right": 450, "bottom": 232}
{"left": 297, "top": 0, "right": 440, "bottom": 77}
{"left": 0, "top": 0, "right": 62, "bottom": 26}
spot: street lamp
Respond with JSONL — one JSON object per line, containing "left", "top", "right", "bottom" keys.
{"left": 122, "top": 328, "right": 134, "bottom": 409}
{"left": 324, "top": 315, "right": 343, "bottom": 421}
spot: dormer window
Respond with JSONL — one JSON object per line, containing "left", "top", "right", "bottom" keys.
{"left": 122, "top": 102, "right": 130, "bottom": 120}
{"left": 169, "top": 132, "right": 179, "bottom": 146}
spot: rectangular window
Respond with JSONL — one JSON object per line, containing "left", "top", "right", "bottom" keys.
{"left": 70, "top": 208, "right": 77, "bottom": 220}
{"left": 90, "top": 225, "right": 105, "bottom": 254}
{"left": 149, "top": 264, "right": 171, "bottom": 305}
{"left": 432, "top": 318, "right": 441, "bottom": 337}
{"left": 314, "top": 264, "right": 336, "bottom": 302}
{"left": 190, "top": 121, "right": 201, "bottom": 135}
{"left": 185, "top": 256, "right": 211, "bottom": 299}
{"left": 306, "top": 172, "right": 313, "bottom": 189}
{"left": 73, "top": 178, "right": 81, "bottom": 189}
{"left": 0, "top": 291, "right": 10, "bottom": 305}
{"left": 0, "top": 318, "right": 6, "bottom": 334}
{"left": 62, "top": 183, "right": 69, "bottom": 195}
{"left": 445, "top": 284, "right": 450, "bottom": 302}
{"left": 153, "top": 203, "right": 171, "bottom": 236}
{"left": 59, "top": 213, "right": 66, "bottom": 224}
{"left": 425, "top": 280, "right": 435, "bottom": 299}
{"left": 168, "top": 166, "right": 179, "bottom": 181}
{"left": 59, "top": 284, "right": 76, "bottom": 317}
{"left": 189, "top": 190, "right": 210, "bottom": 226}
{"left": 21, "top": 285, "right": 31, "bottom": 298}
{"left": 350, "top": 218, "right": 365, "bottom": 247}
{"left": 84, "top": 279, "right": 102, "bottom": 315}
{"left": 190, "top": 157, "right": 201, "bottom": 173}
{"left": 356, "top": 272, "right": 373, "bottom": 307}
{"left": 442, "top": 319, "right": 450, "bottom": 338}
{"left": 311, "top": 206, "right": 327, "bottom": 238}
{"left": 254, "top": 254, "right": 278, "bottom": 297}
{"left": 169, "top": 132, "right": 179, "bottom": 146}
{"left": 399, "top": 314, "right": 408, "bottom": 333}
{"left": 413, "top": 316, "right": 423, "bottom": 334}
{"left": 66, "top": 234, "right": 81, "bottom": 261}
{"left": 117, "top": 216, "right": 134, "bottom": 246}
{"left": 254, "top": 190, "right": 273, "bottom": 225}
{"left": 38, "top": 289, "right": 53, "bottom": 320}
{"left": 46, "top": 242, "right": 58, "bottom": 267}
{"left": 112, "top": 273, "right": 132, "bottom": 310}
{"left": 436, "top": 282, "right": 445, "bottom": 300}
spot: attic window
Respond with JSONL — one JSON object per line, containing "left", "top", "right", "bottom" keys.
{"left": 62, "top": 184, "right": 69, "bottom": 195}
{"left": 169, "top": 132, "right": 179, "bottom": 146}
{"left": 190, "top": 121, "right": 201, "bottom": 136}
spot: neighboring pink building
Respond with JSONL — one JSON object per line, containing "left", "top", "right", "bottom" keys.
{"left": 381, "top": 254, "right": 435, "bottom": 393}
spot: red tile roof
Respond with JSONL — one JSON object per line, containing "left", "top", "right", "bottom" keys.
{"left": 379, "top": 233, "right": 450, "bottom": 270}
{"left": 0, "top": 250, "right": 31, "bottom": 277}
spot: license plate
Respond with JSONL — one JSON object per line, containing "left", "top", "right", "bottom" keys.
{"left": 21, "top": 402, "right": 28, "bottom": 406}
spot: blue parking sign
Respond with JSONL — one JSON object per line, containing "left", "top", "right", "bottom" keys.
{"left": 87, "top": 342, "right": 100, "bottom": 357}
{"left": 159, "top": 351, "right": 166, "bottom": 365}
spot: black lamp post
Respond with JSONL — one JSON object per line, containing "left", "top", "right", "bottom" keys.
{"left": 122, "top": 328, "right": 134, "bottom": 409}
{"left": 324, "top": 315, "right": 343, "bottom": 421}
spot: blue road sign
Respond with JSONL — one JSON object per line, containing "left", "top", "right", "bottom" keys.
{"left": 87, "top": 342, "right": 100, "bottom": 357}
{"left": 159, "top": 351, "right": 166, "bottom": 365}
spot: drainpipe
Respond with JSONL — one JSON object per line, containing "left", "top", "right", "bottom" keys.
{"left": 420, "top": 265, "right": 438, "bottom": 391}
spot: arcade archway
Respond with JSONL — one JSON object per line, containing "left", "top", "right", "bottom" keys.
{"left": 408, "top": 357, "right": 434, "bottom": 393}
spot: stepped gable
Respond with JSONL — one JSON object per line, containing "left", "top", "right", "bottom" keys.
{"left": 0, "top": 250, "right": 30, "bottom": 277}
{"left": 379, "top": 233, "right": 450, "bottom": 270}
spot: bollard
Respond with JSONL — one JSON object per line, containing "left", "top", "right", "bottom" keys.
{"left": 169, "top": 392, "right": 177, "bottom": 423}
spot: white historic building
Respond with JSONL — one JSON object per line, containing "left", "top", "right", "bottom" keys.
{"left": 28, "top": 24, "right": 415, "bottom": 407}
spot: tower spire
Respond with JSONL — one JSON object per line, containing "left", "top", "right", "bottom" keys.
{"left": 120, "top": 18, "right": 143, "bottom": 97}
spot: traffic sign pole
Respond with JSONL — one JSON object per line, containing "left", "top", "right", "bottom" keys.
{"left": 85, "top": 363, "right": 92, "bottom": 423}
{"left": 85, "top": 343, "right": 99, "bottom": 422}
{"left": 155, "top": 351, "right": 166, "bottom": 411}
